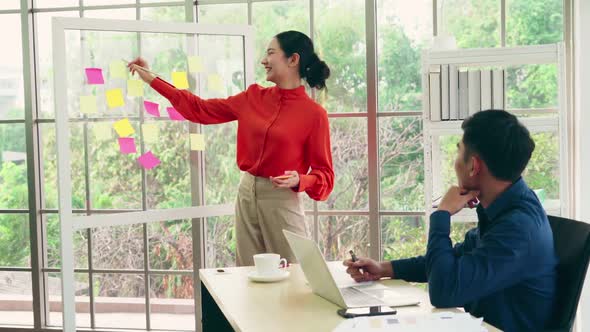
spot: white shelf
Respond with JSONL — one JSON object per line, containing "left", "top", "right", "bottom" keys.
{"left": 426, "top": 44, "right": 558, "bottom": 67}
{"left": 422, "top": 42, "right": 570, "bottom": 228}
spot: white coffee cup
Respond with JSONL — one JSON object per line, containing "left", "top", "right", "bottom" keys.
{"left": 253, "top": 253, "right": 287, "bottom": 276}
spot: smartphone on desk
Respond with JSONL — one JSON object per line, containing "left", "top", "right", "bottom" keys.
{"left": 337, "top": 306, "right": 396, "bottom": 319}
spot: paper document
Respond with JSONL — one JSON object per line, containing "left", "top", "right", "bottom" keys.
{"left": 333, "top": 311, "right": 487, "bottom": 332}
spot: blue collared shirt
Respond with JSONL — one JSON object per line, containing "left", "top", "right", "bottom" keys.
{"left": 392, "top": 178, "right": 557, "bottom": 331}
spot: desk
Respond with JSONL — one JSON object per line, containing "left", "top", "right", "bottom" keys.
{"left": 199, "top": 263, "right": 501, "bottom": 332}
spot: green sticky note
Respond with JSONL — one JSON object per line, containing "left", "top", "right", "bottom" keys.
{"left": 188, "top": 56, "right": 203, "bottom": 73}
{"left": 79, "top": 95, "right": 97, "bottom": 114}
{"left": 110, "top": 60, "right": 127, "bottom": 79}
{"left": 172, "top": 71, "right": 189, "bottom": 89}
{"left": 127, "top": 79, "right": 144, "bottom": 97}
{"left": 142, "top": 123, "right": 159, "bottom": 143}
{"left": 106, "top": 88, "right": 125, "bottom": 109}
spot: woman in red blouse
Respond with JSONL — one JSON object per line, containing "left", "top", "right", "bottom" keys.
{"left": 129, "top": 31, "right": 334, "bottom": 266}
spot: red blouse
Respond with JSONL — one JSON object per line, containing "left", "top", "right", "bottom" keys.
{"left": 150, "top": 78, "right": 334, "bottom": 201}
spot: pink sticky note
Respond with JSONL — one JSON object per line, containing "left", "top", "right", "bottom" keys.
{"left": 166, "top": 107, "right": 185, "bottom": 121}
{"left": 137, "top": 151, "right": 161, "bottom": 169}
{"left": 118, "top": 137, "right": 137, "bottom": 154}
{"left": 85, "top": 68, "right": 104, "bottom": 84}
{"left": 144, "top": 101, "right": 160, "bottom": 117}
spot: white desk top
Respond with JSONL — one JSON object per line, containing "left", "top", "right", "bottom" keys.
{"left": 199, "top": 263, "right": 501, "bottom": 332}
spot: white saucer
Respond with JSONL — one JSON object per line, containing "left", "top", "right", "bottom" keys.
{"left": 247, "top": 270, "right": 290, "bottom": 283}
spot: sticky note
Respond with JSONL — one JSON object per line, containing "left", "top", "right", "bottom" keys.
{"left": 127, "top": 79, "right": 144, "bottom": 97}
{"left": 109, "top": 60, "right": 127, "bottom": 79}
{"left": 106, "top": 89, "right": 125, "bottom": 109}
{"left": 143, "top": 101, "right": 160, "bottom": 117}
{"left": 208, "top": 74, "right": 223, "bottom": 92}
{"left": 92, "top": 122, "right": 112, "bottom": 141}
{"left": 142, "top": 123, "right": 158, "bottom": 143}
{"left": 85, "top": 68, "right": 104, "bottom": 84}
{"left": 190, "top": 133, "right": 205, "bottom": 151}
{"left": 79, "top": 95, "right": 97, "bottom": 114}
{"left": 113, "top": 118, "right": 135, "bottom": 137}
{"left": 166, "top": 107, "right": 185, "bottom": 121}
{"left": 172, "top": 71, "right": 189, "bottom": 89}
{"left": 118, "top": 137, "right": 137, "bottom": 154}
{"left": 369, "top": 318, "right": 382, "bottom": 329}
{"left": 188, "top": 56, "right": 203, "bottom": 73}
{"left": 137, "top": 151, "right": 161, "bottom": 169}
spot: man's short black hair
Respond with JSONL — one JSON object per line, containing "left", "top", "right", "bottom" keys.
{"left": 461, "top": 110, "right": 535, "bottom": 182}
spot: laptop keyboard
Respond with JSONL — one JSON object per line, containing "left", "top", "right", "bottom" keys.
{"left": 341, "top": 286, "right": 383, "bottom": 307}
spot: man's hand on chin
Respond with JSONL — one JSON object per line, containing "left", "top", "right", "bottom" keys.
{"left": 437, "top": 186, "right": 480, "bottom": 216}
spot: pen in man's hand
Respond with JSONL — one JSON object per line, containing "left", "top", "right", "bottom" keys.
{"left": 349, "top": 250, "right": 364, "bottom": 275}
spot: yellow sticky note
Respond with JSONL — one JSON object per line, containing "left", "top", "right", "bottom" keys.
{"left": 106, "top": 88, "right": 125, "bottom": 109}
{"left": 127, "top": 79, "right": 144, "bottom": 97}
{"left": 79, "top": 95, "right": 97, "bottom": 114}
{"left": 172, "top": 71, "right": 189, "bottom": 89}
{"left": 190, "top": 133, "right": 205, "bottom": 151}
{"left": 109, "top": 60, "right": 127, "bottom": 79}
{"left": 142, "top": 123, "right": 159, "bottom": 143}
{"left": 93, "top": 122, "right": 112, "bottom": 141}
{"left": 187, "top": 56, "right": 203, "bottom": 73}
{"left": 113, "top": 118, "right": 135, "bottom": 138}
{"left": 208, "top": 74, "right": 223, "bottom": 93}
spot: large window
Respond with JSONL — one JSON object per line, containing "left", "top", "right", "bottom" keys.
{"left": 0, "top": 0, "right": 566, "bottom": 331}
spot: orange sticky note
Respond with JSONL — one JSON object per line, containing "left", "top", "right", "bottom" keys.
{"left": 113, "top": 118, "right": 135, "bottom": 138}
{"left": 172, "top": 71, "right": 189, "bottom": 89}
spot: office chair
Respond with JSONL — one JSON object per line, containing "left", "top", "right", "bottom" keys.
{"left": 545, "top": 215, "right": 590, "bottom": 332}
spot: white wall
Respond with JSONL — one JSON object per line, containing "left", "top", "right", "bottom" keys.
{"left": 576, "top": 0, "right": 590, "bottom": 330}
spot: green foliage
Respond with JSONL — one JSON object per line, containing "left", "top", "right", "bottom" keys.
{"left": 378, "top": 26, "right": 423, "bottom": 111}
{"left": 524, "top": 132, "right": 559, "bottom": 199}
{"left": 440, "top": 0, "right": 501, "bottom": 48}
{"left": 382, "top": 217, "right": 426, "bottom": 261}
{"left": 506, "top": 0, "right": 563, "bottom": 46}
{"left": 0, "top": 212, "right": 29, "bottom": 267}
{"left": 314, "top": 0, "right": 367, "bottom": 111}
{"left": 507, "top": 64, "right": 558, "bottom": 109}
{"left": 0, "top": 119, "right": 30, "bottom": 266}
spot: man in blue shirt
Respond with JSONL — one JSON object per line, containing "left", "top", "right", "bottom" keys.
{"left": 344, "top": 110, "right": 557, "bottom": 332}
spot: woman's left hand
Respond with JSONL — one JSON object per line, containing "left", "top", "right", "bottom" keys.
{"left": 270, "top": 171, "right": 300, "bottom": 189}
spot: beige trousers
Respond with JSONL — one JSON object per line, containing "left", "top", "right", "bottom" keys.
{"left": 235, "top": 172, "right": 308, "bottom": 267}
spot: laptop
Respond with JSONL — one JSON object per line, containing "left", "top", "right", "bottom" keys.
{"left": 283, "top": 229, "right": 421, "bottom": 309}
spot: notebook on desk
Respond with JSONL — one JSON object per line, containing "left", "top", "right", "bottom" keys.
{"left": 283, "top": 230, "right": 421, "bottom": 309}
